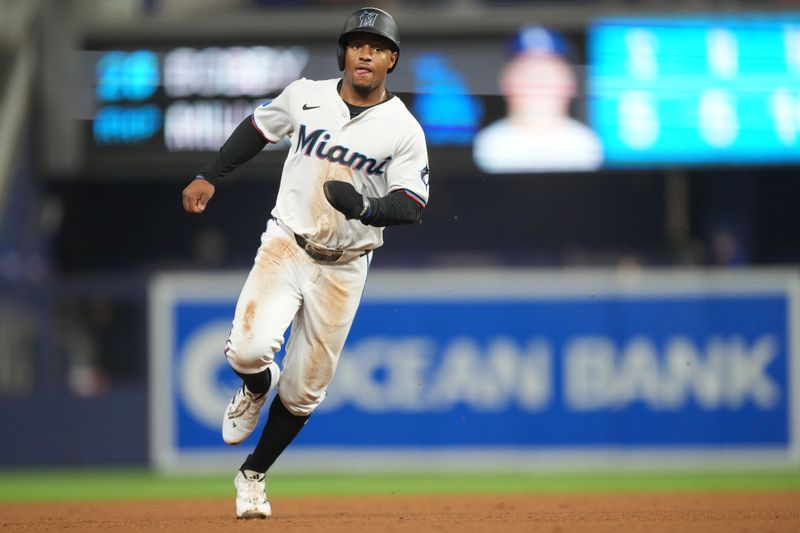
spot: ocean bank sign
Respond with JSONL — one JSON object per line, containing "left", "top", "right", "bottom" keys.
{"left": 149, "top": 269, "right": 800, "bottom": 471}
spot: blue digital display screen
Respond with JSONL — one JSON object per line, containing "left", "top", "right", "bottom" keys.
{"left": 589, "top": 14, "right": 800, "bottom": 166}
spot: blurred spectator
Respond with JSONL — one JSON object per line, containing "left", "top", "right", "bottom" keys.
{"left": 58, "top": 299, "right": 111, "bottom": 397}
{"left": 708, "top": 224, "right": 747, "bottom": 266}
{"left": 473, "top": 26, "right": 603, "bottom": 173}
{"left": 56, "top": 296, "right": 145, "bottom": 396}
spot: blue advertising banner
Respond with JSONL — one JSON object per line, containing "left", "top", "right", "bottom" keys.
{"left": 149, "top": 270, "right": 800, "bottom": 471}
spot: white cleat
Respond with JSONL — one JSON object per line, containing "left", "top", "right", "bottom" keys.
{"left": 234, "top": 470, "right": 272, "bottom": 519}
{"left": 222, "top": 361, "right": 281, "bottom": 445}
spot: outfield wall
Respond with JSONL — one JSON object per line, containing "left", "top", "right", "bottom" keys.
{"left": 149, "top": 268, "right": 800, "bottom": 472}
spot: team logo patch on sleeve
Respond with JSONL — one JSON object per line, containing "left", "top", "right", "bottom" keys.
{"left": 419, "top": 165, "right": 430, "bottom": 190}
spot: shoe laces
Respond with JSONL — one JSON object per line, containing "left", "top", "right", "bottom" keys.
{"left": 239, "top": 471, "right": 267, "bottom": 504}
{"left": 228, "top": 387, "right": 265, "bottom": 419}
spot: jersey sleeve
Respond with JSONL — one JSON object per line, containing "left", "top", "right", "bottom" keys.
{"left": 386, "top": 123, "right": 430, "bottom": 207}
{"left": 251, "top": 79, "right": 302, "bottom": 142}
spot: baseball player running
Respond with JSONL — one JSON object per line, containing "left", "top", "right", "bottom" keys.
{"left": 181, "top": 7, "right": 429, "bottom": 520}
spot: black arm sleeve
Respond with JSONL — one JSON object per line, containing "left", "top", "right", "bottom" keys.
{"left": 362, "top": 190, "right": 425, "bottom": 227}
{"left": 196, "top": 115, "right": 268, "bottom": 183}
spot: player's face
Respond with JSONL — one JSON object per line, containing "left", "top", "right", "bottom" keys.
{"left": 343, "top": 34, "right": 397, "bottom": 91}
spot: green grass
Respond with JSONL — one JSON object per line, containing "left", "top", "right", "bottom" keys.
{"left": 0, "top": 469, "right": 798, "bottom": 503}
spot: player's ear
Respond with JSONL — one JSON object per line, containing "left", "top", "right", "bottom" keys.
{"left": 388, "top": 51, "right": 398, "bottom": 70}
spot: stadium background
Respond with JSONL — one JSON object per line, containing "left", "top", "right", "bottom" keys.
{"left": 1, "top": 0, "right": 800, "bottom": 508}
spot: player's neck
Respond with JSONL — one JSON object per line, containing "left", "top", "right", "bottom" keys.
{"left": 339, "top": 80, "right": 387, "bottom": 107}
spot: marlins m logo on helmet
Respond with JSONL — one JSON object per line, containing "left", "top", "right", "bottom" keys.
{"left": 358, "top": 10, "right": 379, "bottom": 27}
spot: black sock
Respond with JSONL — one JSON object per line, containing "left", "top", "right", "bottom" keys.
{"left": 234, "top": 368, "right": 271, "bottom": 395}
{"left": 240, "top": 395, "right": 309, "bottom": 473}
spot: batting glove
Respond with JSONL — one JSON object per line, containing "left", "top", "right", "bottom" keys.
{"left": 323, "top": 181, "right": 373, "bottom": 221}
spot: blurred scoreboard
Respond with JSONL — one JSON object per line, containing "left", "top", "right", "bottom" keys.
{"left": 78, "top": 12, "right": 800, "bottom": 178}
{"left": 90, "top": 45, "right": 309, "bottom": 151}
{"left": 79, "top": 38, "right": 491, "bottom": 177}
{"left": 589, "top": 14, "right": 800, "bottom": 166}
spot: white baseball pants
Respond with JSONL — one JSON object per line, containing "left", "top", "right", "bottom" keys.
{"left": 225, "top": 219, "right": 370, "bottom": 416}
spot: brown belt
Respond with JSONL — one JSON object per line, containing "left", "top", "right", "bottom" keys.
{"left": 294, "top": 233, "right": 344, "bottom": 262}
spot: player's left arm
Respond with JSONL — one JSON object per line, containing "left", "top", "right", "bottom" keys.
{"left": 324, "top": 123, "right": 429, "bottom": 227}
{"left": 323, "top": 182, "right": 423, "bottom": 226}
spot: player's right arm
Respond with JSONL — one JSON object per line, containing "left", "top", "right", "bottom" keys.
{"left": 182, "top": 80, "right": 299, "bottom": 214}
{"left": 182, "top": 116, "right": 268, "bottom": 214}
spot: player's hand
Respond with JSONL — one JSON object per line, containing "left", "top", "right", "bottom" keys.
{"left": 182, "top": 177, "right": 215, "bottom": 214}
{"left": 323, "top": 180, "right": 368, "bottom": 220}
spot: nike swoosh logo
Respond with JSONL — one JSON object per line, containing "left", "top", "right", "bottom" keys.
{"left": 302, "top": 104, "right": 320, "bottom": 110}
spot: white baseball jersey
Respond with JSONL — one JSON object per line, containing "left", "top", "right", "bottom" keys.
{"left": 473, "top": 117, "right": 603, "bottom": 173}
{"left": 252, "top": 78, "right": 430, "bottom": 252}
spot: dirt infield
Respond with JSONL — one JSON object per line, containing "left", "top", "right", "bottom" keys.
{"left": 1, "top": 491, "right": 799, "bottom": 532}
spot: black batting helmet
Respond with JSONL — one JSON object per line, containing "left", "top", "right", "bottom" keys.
{"left": 337, "top": 7, "right": 400, "bottom": 73}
